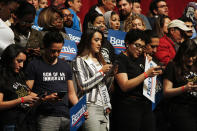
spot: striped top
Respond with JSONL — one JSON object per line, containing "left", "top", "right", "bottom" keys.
{"left": 73, "top": 56, "right": 111, "bottom": 109}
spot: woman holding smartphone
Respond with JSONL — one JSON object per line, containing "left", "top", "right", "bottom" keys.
{"left": 73, "top": 28, "right": 112, "bottom": 131}
{"left": 163, "top": 39, "right": 197, "bottom": 131}
{"left": 112, "top": 30, "right": 162, "bottom": 131}
{"left": 0, "top": 44, "right": 39, "bottom": 131}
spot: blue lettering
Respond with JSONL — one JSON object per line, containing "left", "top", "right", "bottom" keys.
{"left": 147, "top": 77, "right": 152, "bottom": 96}
{"left": 147, "top": 63, "right": 153, "bottom": 96}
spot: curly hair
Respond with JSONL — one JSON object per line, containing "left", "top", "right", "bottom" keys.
{"left": 124, "top": 14, "right": 146, "bottom": 32}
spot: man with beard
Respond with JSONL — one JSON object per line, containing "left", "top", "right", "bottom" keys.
{"left": 155, "top": 19, "right": 192, "bottom": 65}
{"left": 117, "top": 0, "right": 151, "bottom": 31}
{"left": 61, "top": 8, "right": 73, "bottom": 28}
{"left": 25, "top": 31, "right": 78, "bottom": 131}
{"left": 65, "top": 0, "right": 82, "bottom": 31}
{"left": 180, "top": 17, "right": 194, "bottom": 39}
{"left": 149, "top": 0, "right": 168, "bottom": 17}
{"left": 148, "top": 0, "right": 169, "bottom": 30}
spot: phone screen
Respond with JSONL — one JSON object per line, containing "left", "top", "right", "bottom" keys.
{"left": 193, "top": 81, "right": 197, "bottom": 85}
{"left": 154, "top": 66, "right": 162, "bottom": 71}
{"left": 58, "top": 91, "right": 67, "bottom": 99}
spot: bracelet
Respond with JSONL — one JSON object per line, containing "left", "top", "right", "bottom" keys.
{"left": 181, "top": 86, "right": 185, "bottom": 92}
{"left": 21, "top": 97, "right": 24, "bottom": 103}
{"left": 99, "top": 69, "right": 104, "bottom": 76}
{"left": 144, "top": 72, "right": 148, "bottom": 78}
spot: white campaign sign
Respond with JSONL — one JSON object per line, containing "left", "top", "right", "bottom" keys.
{"left": 143, "top": 57, "right": 157, "bottom": 102}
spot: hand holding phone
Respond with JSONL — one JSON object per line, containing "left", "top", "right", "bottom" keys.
{"left": 154, "top": 66, "right": 162, "bottom": 71}
{"left": 147, "top": 66, "right": 162, "bottom": 76}
{"left": 57, "top": 91, "right": 67, "bottom": 99}
{"left": 193, "top": 80, "right": 197, "bottom": 85}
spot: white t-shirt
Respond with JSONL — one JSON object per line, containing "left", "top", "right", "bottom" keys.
{"left": 0, "top": 18, "right": 15, "bottom": 56}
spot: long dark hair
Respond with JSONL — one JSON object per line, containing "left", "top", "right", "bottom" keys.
{"left": 88, "top": 12, "right": 104, "bottom": 26}
{"left": 77, "top": 28, "right": 106, "bottom": 65}
{"left": 173, "top": 39, "right": 197, "bottom": 81}
{"left": 153, "top": 15, "right": 170, "bottom": 38}
{"left": 0, "top": 44, "right": 27, "bottom": 85}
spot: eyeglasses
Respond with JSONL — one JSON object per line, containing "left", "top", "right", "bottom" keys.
{"left": 63, "top": 14, "right": 73, "bottom": 18}
{"left": 158, "top": 4, "right": 168, "bottom": 8}
{"left": 53, "top": 16, "right": 63, "bottom": 22}
{"left": 150, "top": 45, "right": 158, "bottom": 48}
{"left": 133, "top": 43, "right": 146, "bottom": 50}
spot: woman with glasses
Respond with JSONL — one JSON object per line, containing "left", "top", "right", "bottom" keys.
{"left": 163, "top": 40, "right": 197, "bottom": 131}
{"left": 112, "top": 30, "right": 162, "bottom": 131}
{"left": 38, "top": 6, "right": 70, "bottom": 40}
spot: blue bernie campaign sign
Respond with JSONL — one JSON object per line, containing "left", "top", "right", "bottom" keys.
{"left": 32, "top": 25, "right": 43, "bottom": 31}
{"left": 59, "top": 39, "right": 77, "bottom": 61}
{"left": 70, "top": 95, "right": 87, "bottom": 131}
{"left": 65, "top": 27, "right": 82, "bottom": 44}
{"left": 152, "top": 76, "right": 163, "bottom": 110}
{"left": 107, "top": 29, "right": 127, "bottom": 54}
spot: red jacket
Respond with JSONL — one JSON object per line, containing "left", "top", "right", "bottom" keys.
{"left": 154, "top": 35, "right": 176, "bottom": 65}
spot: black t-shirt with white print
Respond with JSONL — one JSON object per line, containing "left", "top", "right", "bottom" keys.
{"left": 0, "top": 73, "right": 29, "bottom": 125}
{"left": 25, "top": 57, "right": 72, "bottom": 117}
{"left": 163, "top": 62, "right": 197, "bottom": 105}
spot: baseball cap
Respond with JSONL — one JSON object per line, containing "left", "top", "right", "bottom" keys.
{"left": 168, "top": 19, "right": 192, "bottom": 31}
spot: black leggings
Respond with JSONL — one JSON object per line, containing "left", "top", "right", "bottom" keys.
{"left": 112, "top": 98, "right": 155, "bottom": 131}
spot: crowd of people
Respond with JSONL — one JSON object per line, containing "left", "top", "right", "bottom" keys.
{"left": 0, "top": 0, "right": 197, "bottom": 131}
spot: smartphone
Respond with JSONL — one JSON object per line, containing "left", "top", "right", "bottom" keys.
{"left": 57, "top": 91, "right": 67, "bottom": 99}
{"left": 154, "top": 66, "right": 162, "bottom": 71}
{"left": 37, "top": 92, "right": 46, "bottom": 98}
{"left": 105, "top": 63, "right": 118, "bottom": 76}
{"left": 193, "top": 80, "right": 197, "bottom": 85}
